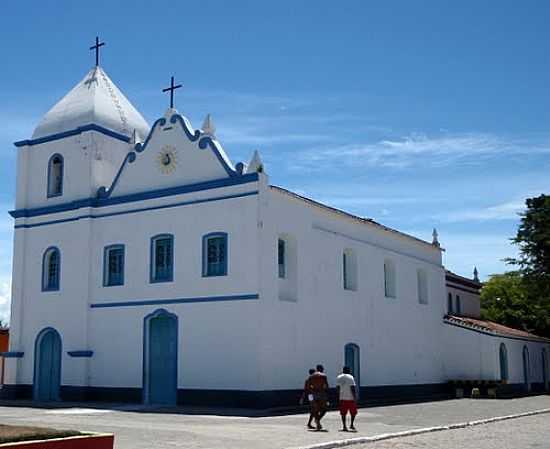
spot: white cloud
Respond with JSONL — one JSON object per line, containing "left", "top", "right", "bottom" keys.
{"left": 435, "top": 199, "right": 526, "bottom": 223}
{"left": 295, "top": 132, "right": 550, "bottom": 170}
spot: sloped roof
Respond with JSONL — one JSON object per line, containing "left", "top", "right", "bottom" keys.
{"left": 32, "top": 66, "right": 149, "bottom": 141}
{"left": 270, "top": 185, "right": 440, "bottom": 250}
{"left": 446, "top": 315, "right": 550, "bottom": 343}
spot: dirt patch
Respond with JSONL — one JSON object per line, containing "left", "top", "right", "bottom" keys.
{"left": 0, "top": 424, "right": 81, "bottom": 444}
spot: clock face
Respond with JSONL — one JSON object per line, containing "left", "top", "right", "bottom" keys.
{"left": 157, "top": 145, "right": 178, "bottom": 174}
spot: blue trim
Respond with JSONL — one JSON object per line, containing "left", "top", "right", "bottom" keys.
{"left": 202, "top": 232, "right": 228, "bottom": 277}
{"left": 103, "top": 244, "right": 125, "bottom": 287}
{"left": 15, "top": 123, "right": 131, "bottom": 147}
{"left": 14, "top": 190, "right": 259, "bottom": 230}
{"left": 10, "top": 172, "right": 259, "bottom": 219}
{"left": 41, "top": 246, "right": 61, "bottom": 292}
{"left": 67, "top": 350, "right": 93, "bottom": 358}
{"left": 1, "top": 351, "right": 24, "bottom": 358}
{"left": 33, "top": 327, "right": 62, "bottom": 402}
{"left": 90, "top": 293, "right": 259, "bottom": 309}
{"left": 97, "top": 113, "right": 237, "bottom": 200}
{"left": 150, "top": 234, "right": 174, "bottom": 283}
{"left": 344, "top": 342, "right": 361, "bottom": 398}
{"left": 142, "top": 308, "right": 178, "bottom": 405}
{"left": 47, "top": 154, "right": 64, "bottom": 198}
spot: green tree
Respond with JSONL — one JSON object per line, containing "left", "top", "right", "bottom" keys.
{"left": 481, "top": 194, "right": 550, "bottom": 337}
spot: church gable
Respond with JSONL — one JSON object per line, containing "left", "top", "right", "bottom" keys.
{"left": 99, "top": 110, "right": 237, "bottom": 199}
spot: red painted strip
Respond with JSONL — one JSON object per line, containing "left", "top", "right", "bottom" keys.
{"left": 1, "top": 434, "right": 114, "bottom": 449}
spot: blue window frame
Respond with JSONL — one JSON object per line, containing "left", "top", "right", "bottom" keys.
{"left": 103, "top": 244, "right": 125, "bottom": 286}
{"left": 278, "top": 238, "right": 286, "bottom": 279}
{"left": 47, "top": 154, "right": 64, "bottom": 198}
{"left": 150, "top": 234, "right": 174, "bottom": 283}
{"left": 203, "top": 232, "right": 228, "bottom": 277}
{"left": 42, "top": 247, "right": 60, "bottom": 291}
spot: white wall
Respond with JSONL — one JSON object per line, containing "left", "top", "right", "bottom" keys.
{"left": 257, "top": 185, "right": 446, "bottom": 390}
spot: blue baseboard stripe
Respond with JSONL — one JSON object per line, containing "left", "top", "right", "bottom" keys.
{"left": 67, "top": 350, "right": 94, "bottom": 358}
{"left": 90, "top": 293, "right": 260, "bottom": 309}
{"left": 1, "top": 352, "right": 24, "bottom": 358}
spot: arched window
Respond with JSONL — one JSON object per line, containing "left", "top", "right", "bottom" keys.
{"left": 343, "top": 249, "right": 358, "bottom": 291}
{"left": 42, "top": 247, "right": 60, "bottom": 291}
{"left": 455, "top": 295, "right": 462, "bottom": 315}
{"left": 499, "top": 343, "right": 508, "bottom": 382}
{"left": 150, "top": 234, "right": 174, "bottom": 283}
{"left": 384, "top": 259, "right": 396, "bottom": 298}
{"left": 203, "top": 232, "right": 228, "bottom": 277}
{"left": 417, "top": 268, "right": 428, "bottom": 304}
{"left": 103, "top": 244, "right": 125, "bottom": 286}
{"left": 47, "top": 154, "right": 64, "bottom": 198}
{"left": 447, "top": 292, "right": 453, "bottom": 314}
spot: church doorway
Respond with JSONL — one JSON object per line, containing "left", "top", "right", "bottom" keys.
{"left": 542, "top": 349, "right": 548, "bottom": 391}
{"left": 522, "top": 346, "right": 530, "bottom": 393}
{"left": 143, "top": 309, "right": 178, "bottom": 405}
{"left": 33, "top": 328, "right": 62, "bottom": 402}
{"left": 344, "top": 343, "right": 360, "bottom": 399}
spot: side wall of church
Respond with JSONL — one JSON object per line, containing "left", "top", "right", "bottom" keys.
{"left": 256, "top": 186, "right": 446, "bottom": 391}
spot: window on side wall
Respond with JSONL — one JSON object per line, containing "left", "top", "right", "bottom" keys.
{"left": 42, "top": 247, "right": 60, "bottom": 291}
{"left": 151, "top": 234, "right": 174, "bottom": 283}
{"left": 203, "top": 233, "right": 228, "bottom": 277}
{"left": 47, "top": 154, "right": 64, "bottom": 198}
{"left": 384, "top": 259, "right": 396, "bottom": 298}
{"left": 343, "top": 249, "right": 358, "bottom": 291}
{"left": 104, "top": 245, "right": 125, "bottom": 286}
{"left": 278, "top": 238, "right": 286, "bottom": 279}
{"left": 447, "top": 292, "right": 453, "bottom": 314}
{"left": 417, "top": 268, "right": 428, "bottom": 304}
{"left": 455, "top": 294, "right": 462, "bottom": 315}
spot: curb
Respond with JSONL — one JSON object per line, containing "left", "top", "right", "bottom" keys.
{"left": 292, "top": 407, "right": 550, "bottom": 449}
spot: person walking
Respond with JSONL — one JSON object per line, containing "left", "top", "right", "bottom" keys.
{"left": 300, "top": 368, "right": 316, "bottom": 429}
{"left": 304, "top": 364, "right": 329, "bottom": 431}
{"left": 336, "top": 366, "right": 358, "bottom": 431}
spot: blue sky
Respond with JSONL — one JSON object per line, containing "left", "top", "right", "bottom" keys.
{"left": 1, "top": 1, "right": 549, "bottom": 322}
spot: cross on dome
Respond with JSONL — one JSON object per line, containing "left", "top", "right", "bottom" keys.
{"left": 162, "top": 76, "right": 183, "bottom": 109}
{"left": 89, "top": 36, "right": 106, "bottom": 67}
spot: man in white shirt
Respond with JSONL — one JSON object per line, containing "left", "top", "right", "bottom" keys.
{"left": 336, "top": 366, "right": 358, "bottom": 431}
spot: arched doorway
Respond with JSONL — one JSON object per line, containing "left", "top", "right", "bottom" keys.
{"left": 522, "top": 346, "right": 530, "bottom": 392}
{"left": 499, "top": 343, "right": 508, "bottom": 382}
{"left": 542, "top": 349, "right": 548, "bottom": 391}
{"left": 33, "top": 328, "right": 62, "bottom": 401}
{"left": 344, "top": 343, "right": 360, "bottom": 399}
{"left": 143, "top": 309, "right": 178, "bottom": 405}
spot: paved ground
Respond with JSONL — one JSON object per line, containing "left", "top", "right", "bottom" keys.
{"left": 360, "top": 413, "right": 550, "bottom": 449}
{"left": 0, "top": 396, "right": 548, "bottom": 449}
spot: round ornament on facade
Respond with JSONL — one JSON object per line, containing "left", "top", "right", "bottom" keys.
{"left": 157, "top": 145, "right": 178, "bottom": 174}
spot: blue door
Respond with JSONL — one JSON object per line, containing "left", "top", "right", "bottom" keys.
{"left": 34, "top": 329, "right": 61, "bottom": 402}
{"left": 522, "top": 346, "right": 530, "bottom": 392}
{"left": 147, "top": 312, "right": 178, "bottom": 405}
{"left": 345, "top": 343, "right": 360, "bottom": 399}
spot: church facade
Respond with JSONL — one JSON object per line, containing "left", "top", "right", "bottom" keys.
{"left": 3, "top": 63, "right": 549, "bottom": 407}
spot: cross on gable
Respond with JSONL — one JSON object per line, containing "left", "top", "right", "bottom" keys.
{"left": 162, "top": 76, "right": 183, "bottom": 109}
{"left": 90, "top": 36, "right": 106, "bottom": 67}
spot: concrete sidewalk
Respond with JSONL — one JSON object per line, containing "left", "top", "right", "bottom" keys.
{"left": 0, "top": 396, "right": 548, "bottom": 449}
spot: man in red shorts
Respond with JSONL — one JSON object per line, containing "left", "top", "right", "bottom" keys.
{"left": 336, "top": 366, "right": 357, "bottom": 431}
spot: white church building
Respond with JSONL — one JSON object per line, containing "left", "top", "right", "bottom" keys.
{"left": 3, "top": 58, "right": 549, "bottom": 407}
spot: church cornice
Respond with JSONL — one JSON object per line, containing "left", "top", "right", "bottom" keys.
{"left": 14, "top": 123, "right": 131, "bottom": 147}
{"left": 10, "top": 172, "right": 259, "bottom": 221}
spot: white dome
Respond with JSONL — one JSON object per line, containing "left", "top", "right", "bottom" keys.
{"left": 32, "top": 66, "right": 150, "bottom": 141}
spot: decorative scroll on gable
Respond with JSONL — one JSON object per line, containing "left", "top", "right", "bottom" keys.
{"left": 97, "top": 111, "right": 239, "bottom": 199}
